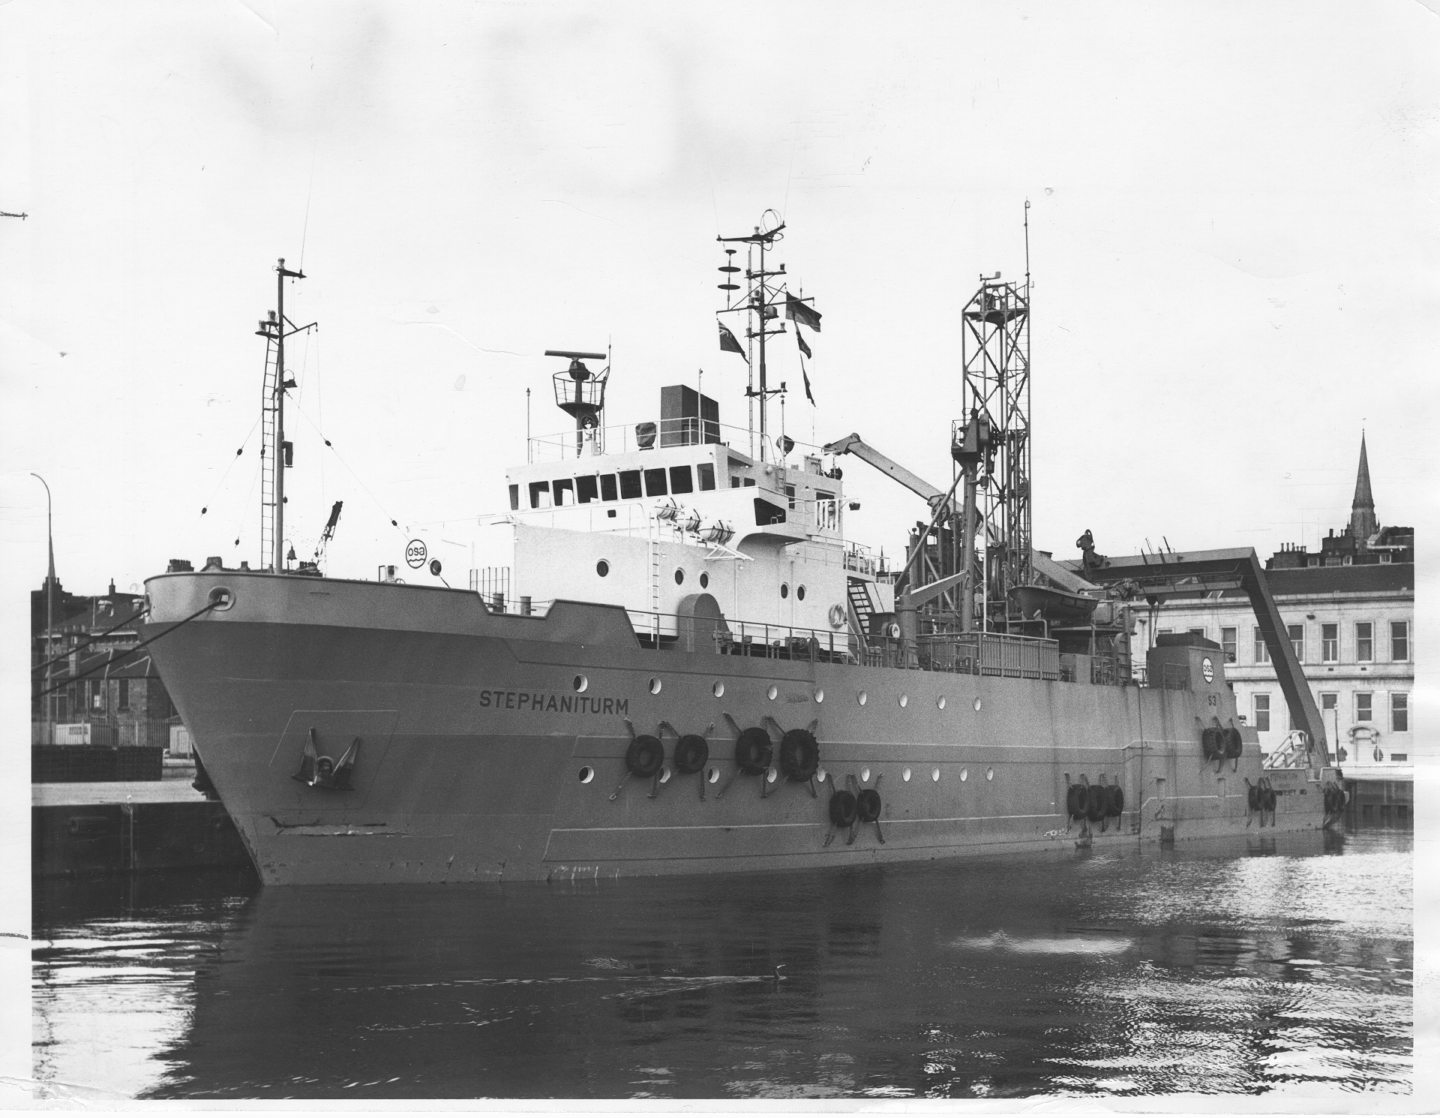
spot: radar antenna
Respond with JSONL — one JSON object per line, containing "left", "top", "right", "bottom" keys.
{"left": 545, "top": 348, "right": 610, "bottom": 457}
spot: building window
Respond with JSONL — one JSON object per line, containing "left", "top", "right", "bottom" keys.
{"left": 117, "top": 678, "right": 129, "bottom": 712}
{"left": 1355, "top": 622, "right": 1373, "bottom": 663}
{"left": 1188, "top": 627, "right": 1206, "bottom": 641}
{"left": 1319, "top": 692, "right": 1338, "bottom": 713}
{"left": 1391, "top": 621, "right": 1410, "bottom": 662}
{"left": 1288, "top": 623, "right": 1304, "bottom": 661}
{"left": 1391, "top": 693, "right": 1409, "bottom": 733}
{"left": 1321, "top": 623, "right": 1338, "bottom": 663}
{"left": 1253, "top": 628, "right": 1270, "bottom": 664}
{"left": 1355, "top": 692, "right": 1372, "bottom": 724}
{"left": 1221, "top": 627, "right": 1237, "bottom": 664}
{"left": 1253, "top": 693, "right": 1270, "bottom": 733}
{"left": 91, "top": 680, "right": 105, "bottom": 712}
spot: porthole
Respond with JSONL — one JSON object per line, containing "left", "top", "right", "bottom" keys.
{"left": 706, "top": 767, "right": 720, "bottom": 784}
{"left": 986, "top": 767, "right": 995, "bottom": 782}
{"left": 973, "top": 697, "right": 982, "bottom": 712}
{"left": 699, "top": 572, "right": 710, "bottom": 589}
{"left": 573, "top": 674, "right": 589, "bottom": 693}
{"left": 780, "top": 583, "right": 789, "bottom": 599}
{"left": 207, "top": 586, "right": 235, "bottom": 611}
{"left": 861, "top": 767, "right": 872, "bottom": 782}
{"left": 797, "top": 585, "right": 806, "bottom": 601}
{"left": 937, "top": 695, "right": 947, "bottom": 710}
{"left": 596, "top": 560, "right": 610, "bottom": 577}
{"left": 814, "top": 687, "right": 825, "bottom": 703}
{"left": 898, "top": 694, "right": 909, "bottom": 708}
{"left": 816, "top": 768, "right": 828, "bottom": 784}
{"left": 578, "top": 766, "right": 595, "bottom": 784}
{"left": 902, "top": 767, "right": 913, "bottom": 782}
{"left": 712, "top": 681, "right": 725, "bottom": 698}
{"left": 857, "top": 690, "right": 868, "bottom": 706}
{"left": 649, "top": 677, "right": 662, "bottom": 695}
{"left": 931, "top": 767, "right": 941, "bottom": 782}
{"left": 674, "top": 569, "right": 685, "bottom": 585}
{"left": 767, "top": 684, "right": 778, "bottom": 701}
{"left": 766, "top": 767, "right": 778, "bottom": 784}
{"left": 960, "top": 767, "right": 969, "bottom": 782}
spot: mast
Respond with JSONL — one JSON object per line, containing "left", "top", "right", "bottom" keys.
{"left": 717, "top": 215, "right": 791, "bottom": 463}
{"left": 256, "top": 258, "right": 313, "bottom": 572}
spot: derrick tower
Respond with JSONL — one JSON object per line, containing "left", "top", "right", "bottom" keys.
{"left": 956, "top": 270, "right": 1031, "bottom": 624}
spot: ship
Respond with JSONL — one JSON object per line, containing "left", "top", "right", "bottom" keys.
{"left": 139, "top": 214, "right": 1347, "bottom": 886}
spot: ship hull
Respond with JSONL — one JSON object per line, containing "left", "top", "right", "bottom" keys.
{"left": 141, "top": 572, "right": 1331, "bottom": 886}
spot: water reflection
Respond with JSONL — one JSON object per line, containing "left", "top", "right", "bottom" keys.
{"left": 32, "top": 830, "right": 1410, "bottom": 1100}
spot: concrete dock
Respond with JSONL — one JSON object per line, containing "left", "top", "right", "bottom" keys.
{"left": 32, "top": 763, "right": 251, "bottom": 877}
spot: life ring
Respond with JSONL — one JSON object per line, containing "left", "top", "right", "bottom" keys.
{"left": 1066, "top": 784, "right": 1087, "bottom": 820}
{"left": 779, "top": 729, "right": 820, "bottom": 781}
{"left": 734, "top": 727, "right": 773, "bottom": 775}
{"left": 625, "top": 735, "right": 664, "bottom": 779}
{"left": 1106, "top": 784, "right": 1124, "bottom": 817}
{"left": 674, "top": 734, "right": 709, "bottom": 775}
{"left": 856, "top": 788, "right": 882, "bottom": 823}
{"left": 1201, "top": 727, "right": 1223, "bottom": 761}
{"left": 1222, "top": 727, "right": 1243, "bottom": 760}
{"left": 829, "top": 789, "right": 858, "bottom": 827}
{"left": 828, "top": 603, "right": 846, "bottom": 630}
{"left": 1085, "top": 782, "right": 1106, "bottom": 822}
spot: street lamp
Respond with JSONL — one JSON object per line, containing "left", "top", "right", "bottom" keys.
{"left": 30, "top": 473, "right": 55, "bottom": 740}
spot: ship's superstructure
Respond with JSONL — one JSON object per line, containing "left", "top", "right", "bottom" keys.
{"left": 139, "top": 220, "right": 1344, "bottom": 886}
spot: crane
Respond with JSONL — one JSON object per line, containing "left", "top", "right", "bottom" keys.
{"left": 313, "top": 500, "right": 343, "bottom": 570}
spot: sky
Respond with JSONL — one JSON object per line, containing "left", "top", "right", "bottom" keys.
{"left": 3, "top": 1, "right": 1437, "bottom": 596}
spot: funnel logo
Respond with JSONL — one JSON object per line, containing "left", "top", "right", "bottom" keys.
{"left": 1201, "top": 656, "right": 1214, "bottom": 684}
{"left": 405, "top": 539, "right": 428, "bottom": 569}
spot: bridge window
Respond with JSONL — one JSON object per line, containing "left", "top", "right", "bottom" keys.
{"left": 1321, "top": 623, "right": 1338, "bottom": 662}
{"left": 1252, "top": 693, "right": 1270, "bottom": 732}
{"left": 753, "top": 497, "right": 785, "bottom": 526}
{"left": 508, "top": 484, "right": 519, "bottom": 511}
{"left": 553, "top": 478, "right": 575, "bottom": 506}
{"left": 528, "top": 480, "right": 551, "bottom": 509}
{"left": 576, "top": 475, "right": 599, "bottom": 503}
{"left": 1391, "top": 692, "right": 1409, "bottom": 733}
{"left": 669, "top": 465, "right": 694, "bottom": 494}
{"left": 619, "top": 470, "right": 642, "bottom": 499}
{"left": 697, "top": 463, "right": 716, "bottom": 491}
{"left": 643, "top": 467, "right": 668, "bottom": 496}
{"left": 600, "top": 474, "right": 619, "bottom": 501}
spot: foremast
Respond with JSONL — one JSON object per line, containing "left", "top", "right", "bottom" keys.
{"left": 254, "top": 259, "right": 315, "bottom": 572}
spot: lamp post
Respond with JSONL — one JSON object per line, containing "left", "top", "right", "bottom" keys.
{"left": 30, "top": 472, "right": 55, "bottom": 741}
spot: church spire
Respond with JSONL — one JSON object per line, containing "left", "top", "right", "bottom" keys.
{"left": 1349, "top": 432, "right": 1377, "bottom": 542}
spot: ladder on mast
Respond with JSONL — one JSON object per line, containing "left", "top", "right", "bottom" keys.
{"left": 259, "top": 325, "right": 281, "bottom": 569}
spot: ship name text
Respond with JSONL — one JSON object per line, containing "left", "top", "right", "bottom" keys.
{"left": 477, "top": 689, "right": 629, "bottom": 716}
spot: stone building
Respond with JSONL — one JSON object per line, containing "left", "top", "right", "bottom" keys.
{"left": 1130, "top": 436, "right": 1414, "bottom": 766}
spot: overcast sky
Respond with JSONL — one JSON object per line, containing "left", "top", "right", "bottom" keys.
{"left": 3, "top": 0, "right": 1437, "bottom": 598}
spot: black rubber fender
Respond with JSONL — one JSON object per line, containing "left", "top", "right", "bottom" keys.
{"left": 778, "top": 729, "right": 820, "bottom": 782}
{"left": 1263, "top": 786, "right": 1277, "bottom": 812}
{"left": 625, "top": 735, "right": 664, "bottom": 779}
{"left": 674, "top": 734, "right": 709, "bottom": 775}
{"left": 828, "top": 789, "right": 858, "bottom": 828}
{"left": 1085, "top": 782, "right": 1106, "bottom": 822}
{"left": 1223, "top": 727, "right": 1243, "bottom": 760}
{"left": 856, "top": 787, "right": 882, "bottom": 823}
{"left": 1248, "top": 784, "right": 1263, "bottom": 812}
{"left": 734, "top": 727, "right": 773, "bottom": 775}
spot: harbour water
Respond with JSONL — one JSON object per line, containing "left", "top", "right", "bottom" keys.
{"left": 31, "top": 825, "right": 1412, "bottom": 1102}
